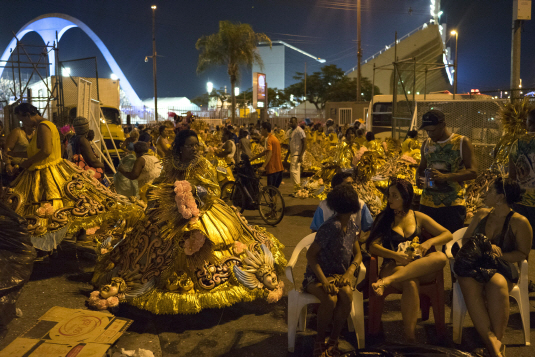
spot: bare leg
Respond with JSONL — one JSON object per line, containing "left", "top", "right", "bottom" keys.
{"left": 307, "top": 282, "right": 337, "bottom": 343}
{"left": 400, "top": 279, "right": 420, "bottom": 341}
{"left": 458, "top": 276, "right": 504, "bottom": 357}
{"left": 373, "top": 252, "right": 447, "bottom": 293}
{"left": 486, "top": 274, "right": 513, "bottom": 348}
{"left": 379, "top": 264, "right": 421, "bottom": 341}
{"left": 330, "top": 285, "right": 353, "bottom": 341}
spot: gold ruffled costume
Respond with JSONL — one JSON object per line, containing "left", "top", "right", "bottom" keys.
{"left": 91, "top": 156, "right": 286, "bottom": 314}
{"left": 4, "top": 121, "right": 144, "bottom": 251}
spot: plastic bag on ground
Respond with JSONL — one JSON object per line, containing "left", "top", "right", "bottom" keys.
{"left": 0, "top": 201, "right": 36, "bottom": 335}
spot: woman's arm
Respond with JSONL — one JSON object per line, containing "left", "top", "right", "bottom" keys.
{"left": 20, "top": 123, "right": 52, "bottom": 169}
{"left": 339, "top": 238, "right": 363, "bottom": 286}
{"left": 118, "top": 156, "right": 145, "bottom": 180}
{"left": 216, "top": 141, "right": 232, "bottom": 158}
{"left": 416, "top": 211, "right": 453, "bottom": 254}
{"left": 369, "top": 239, "right": 412, "bottom": 265}
{"left": 306, "top": 241, "right": 338, "bottom": 294}
{"left": 500, "top": 215, "right": 532, "bottom": 263}
{"left": 4, "top": 128, "right": 25, "bottom": 157}
{"left": 80, "top": 137, "right": 104, "bottom": 168}
{"left": 461, "top": 208, "right": 488, "bottom": 243}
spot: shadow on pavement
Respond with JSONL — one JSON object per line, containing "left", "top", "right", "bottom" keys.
{"left": 284, "top": 204, "right": 318, "bottom": 217}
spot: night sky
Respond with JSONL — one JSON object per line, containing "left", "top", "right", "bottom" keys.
{"left": 1, "top": 0, "right": 534, "bottom": 100}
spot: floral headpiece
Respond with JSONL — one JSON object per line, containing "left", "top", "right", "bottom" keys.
{"left": 60, "top": 125, "right": 74, "bottom": 136}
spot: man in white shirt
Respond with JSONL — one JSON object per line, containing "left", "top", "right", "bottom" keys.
{"left": 284, "top": 117, "right": 306, "bottom": 189}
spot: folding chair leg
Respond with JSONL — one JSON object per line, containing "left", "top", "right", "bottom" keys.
{"left": 297, "top": 305, "right": 307, "bottom": 332}
{"left": 452, "top": 282, "right": 467, "bottom": 344}
{"left": 351, "top": 291, "right": 365, "bottom": 349}
{"left": 287, "top": 290, "right": 300, "bottom": 353}
{"left": 518, "top": 287, "right": 531, "bottom": 345}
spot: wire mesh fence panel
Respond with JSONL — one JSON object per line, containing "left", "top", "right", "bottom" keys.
{"left": 413, "top": 100, "right": 505, "bottom": 173}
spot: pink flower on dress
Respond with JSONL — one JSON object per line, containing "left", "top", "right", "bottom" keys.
{"left": 107, "top": 296, "right": 119, "bottom": 308}
{"left": 173, "top": 180, "right": 200, "bottom": 222}
{"left": 36, "top": 203, "right": 55, "bottom": 217}
{"left": 90, "top": 291, "right": 100, "bottom": 299}
{"left": 233, "top": 241, "right": 247, "bottom": 255}
{"left": 95, "top": 300, "right": 108, "bottom": 310}
{"left": 86, "top": 226, "right": 100, "bottom": 235}
{"left": 184, "top": 231, "right": 206, "bottom": 255}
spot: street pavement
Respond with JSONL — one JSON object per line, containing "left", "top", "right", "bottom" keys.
{"left": 1, "top": 176, "right": 535, "bottom": 356}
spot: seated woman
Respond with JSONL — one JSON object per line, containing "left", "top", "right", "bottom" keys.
{"left": 3, "top": 121, "right": 34, "bottom": 177}
{"left": 120, "top": 128, "right": 139, "bottom": 152}
{"left": 70, "top": 117, "right": 105, "bottom": 182}
{"left": 117, "top": 141, "right": 162, "bottom": 201}
{"left": 91, "top": 130, "right": 286, "bottom": 314}
{"left": 366, "top": 179, "right": 452, "bottom": 341}
{"left": 457, "top": 177, "right": 531, "bottom": 357}
{"left": 156, "top": 125, "right": 172, "bottom": 158}
{"left": 304, "top": 183, "right": 363, "bottom": 357}
{"left": 354, "top": 128, "right": 366, "bottom": 147}
{"left": 401, "top": 130, "right": 420, "bottom": 154}
{"left": 364, "top": 132, "right": 385, "bottom": 158}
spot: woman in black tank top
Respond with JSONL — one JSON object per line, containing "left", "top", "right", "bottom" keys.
{"left": 365, "top": 179, "right": 452, "bottom": 341}
{"left": 458, "top": 177, "right": 531, "bottom": 357}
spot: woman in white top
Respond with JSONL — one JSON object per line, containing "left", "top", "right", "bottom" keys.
{"left": 117, "top": 141, "right": 162, "bottom": 201}
{"left": 216, "top": 129, "right": 236, "bottom": 165}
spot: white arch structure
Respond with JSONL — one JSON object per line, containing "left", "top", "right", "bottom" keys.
{"left": 0, "top": 13, "right": 142, "bottom": 106}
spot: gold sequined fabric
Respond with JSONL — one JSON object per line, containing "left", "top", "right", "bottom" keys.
{"left": 5, "top": 152, "right": 144, "bottom": 251}
{"left": 92, "top": 156, "right": 287, "bottom": 314}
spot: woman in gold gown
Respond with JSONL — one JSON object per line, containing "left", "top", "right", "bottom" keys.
{"left": 401, "top": 130, "right": 421, "bottom": 154}
{"left": 364, "top": 132, "right": 386, "bottom": 157}
{"left": 3, "top": 104, "right": 144, "bottom": 251}
{"left": 91, "top": 130, "right": 287, "bottom": 314}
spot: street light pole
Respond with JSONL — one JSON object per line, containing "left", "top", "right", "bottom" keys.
{"left": 451, "top": 30, "right": 458, "bottom": 100}
{"left": 356, "top": 0, "right": 362, "bottom": 102}
{"left": 151, "top": 5, "right": 158, "bottom": 122}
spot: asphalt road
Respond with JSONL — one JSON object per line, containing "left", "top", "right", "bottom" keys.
{"left": 1, "top": 177, "right": 535, "bottom": 356}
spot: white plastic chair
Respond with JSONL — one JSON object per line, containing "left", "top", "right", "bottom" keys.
{"left": 449, "top": 227, "right": 530, "bottom": 345}
{"left": 286, "top": 233, "right": 366, "bottom": 353}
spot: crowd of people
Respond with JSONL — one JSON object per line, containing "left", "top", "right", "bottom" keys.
{"left": 0, "top": 103, "right": 534, "bottom": 357}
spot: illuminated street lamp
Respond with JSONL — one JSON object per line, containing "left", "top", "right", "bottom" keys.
{"left": 62, "top": 67, "right": 71, "bottom": 76}
{"left": 234, "top": 87, "right": 240, "bottom": 96}
{"left": 151, "top": 5, "right": 158, "bottom": 121}
{"left": 110, "top": 73, "right": 118, "bottom": 80}
{"left": 451, "top": 30, "right": 458, "bottom": 99}
{"left": 207, "top": 82, "right": 213, "bottom": 94}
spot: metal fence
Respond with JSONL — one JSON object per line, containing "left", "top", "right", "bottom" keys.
{"left": 410, "top": 100, "right": 505, "bottom": 173}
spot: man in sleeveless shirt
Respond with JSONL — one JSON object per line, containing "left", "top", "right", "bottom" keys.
{"left": 416, "top": 110, "right": 477, "bottom": 234}
{"left": 509, "top": 108, "right": 535, "bottom": 249}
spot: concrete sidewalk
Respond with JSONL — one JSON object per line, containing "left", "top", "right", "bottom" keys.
{"left": 1, "top": 177, "right": 534, "bottom": 356}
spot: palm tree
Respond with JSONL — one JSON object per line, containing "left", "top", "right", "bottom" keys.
{"left": 196, "top": 21, "right": 271, "bottom": 122}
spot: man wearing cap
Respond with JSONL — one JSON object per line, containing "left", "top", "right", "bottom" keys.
{"left": 416, "top": 109, "right": 477, "bottom": 233}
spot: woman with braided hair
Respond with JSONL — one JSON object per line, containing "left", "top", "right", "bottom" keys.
{"left": 365, "top": 178, "right": 452, "bottom": 341}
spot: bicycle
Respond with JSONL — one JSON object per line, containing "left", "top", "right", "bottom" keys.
{"left": 220, "top": 155, "right": 285, "bottom": 225}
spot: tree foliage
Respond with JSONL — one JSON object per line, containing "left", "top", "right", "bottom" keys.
{"left": 240, "top": 87, "right": 290, "bottom": 109}
{"left": 285, "top": 64, "right": 380, "bottom": 110}
{"left": 196, "top": 21, "right": 271, "bottom": 121}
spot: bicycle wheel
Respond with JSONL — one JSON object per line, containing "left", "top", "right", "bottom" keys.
{"left": 220, "top": 181, "right": 246, "bottom": 213}
{"left": 258, "top": 186, "right": 285, "bottom": 225}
